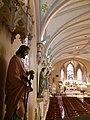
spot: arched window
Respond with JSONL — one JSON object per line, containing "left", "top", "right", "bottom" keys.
{"left": 60, "top": 60, "right": 86, "bottom": 82}
{"left": 61, "top": 69, "right": 64, "bottom": 81}
{"left": 67, "top": 64, "right": 74, "bottom": 80}
{"left": 77, "top": 68, "right": 82, "bottom": 81}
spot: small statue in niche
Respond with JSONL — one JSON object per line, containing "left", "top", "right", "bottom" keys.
{"left": 38, "top": 67, "right": 46, "bottom": 98}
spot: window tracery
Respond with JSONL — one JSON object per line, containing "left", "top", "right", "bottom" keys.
{"left": 60, "top": 60, "right": 86, "bottom": 83}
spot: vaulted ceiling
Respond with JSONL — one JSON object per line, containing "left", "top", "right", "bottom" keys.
{"left": 40, "top": 0, "right": 90, "bottom": 66}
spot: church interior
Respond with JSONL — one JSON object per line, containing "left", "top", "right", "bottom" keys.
{"left": 0, "top": 0, "right": 90, "bottom": 120}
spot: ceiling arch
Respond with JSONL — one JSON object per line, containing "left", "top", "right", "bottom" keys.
{"left": 40, "top": 0, "right": 90, "bottom": 67}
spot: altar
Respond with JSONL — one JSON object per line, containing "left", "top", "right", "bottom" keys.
{"left": 49, "top": 80, "right": 90, "bottom": 100}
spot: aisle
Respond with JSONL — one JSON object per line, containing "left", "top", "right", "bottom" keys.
{"left": 57, "top": 96, "right": 68, "bottom": 120}
{"left": 46, "top": 97, "right": 62, "bottom": 120}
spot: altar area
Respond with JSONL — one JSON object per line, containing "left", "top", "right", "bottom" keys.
{"left": 46, "top": 81, "right": 90, "bottom": 120}
{"left": 50, "top": 79, "right": 90, "bottom": 98}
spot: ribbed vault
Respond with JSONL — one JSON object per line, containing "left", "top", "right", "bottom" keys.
{"left": 40, "top": 0, "right": 90, "bottom": 67}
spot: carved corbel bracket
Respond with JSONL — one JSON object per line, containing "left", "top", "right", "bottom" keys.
{"left": 11, "top": 19, "right": 26, "bottom": 43}
{"left": 0, "top": 0, "right": 33, "bottom": 44}
{"left": 9, "top": 0, "right": 33, "bottom": 44}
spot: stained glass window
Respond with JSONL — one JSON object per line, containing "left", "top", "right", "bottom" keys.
{"left": 67, "top": 64, "right": 74, "bottom": 80}
{"left": 61, "top": 69, "right": 64, "bottom": 81}
{"left": 77, "top": 68, "right": 82, "bottom": 81}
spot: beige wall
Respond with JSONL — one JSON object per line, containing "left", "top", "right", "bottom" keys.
{"left": 51, "top": 58, "right": 90, "bottom": 84}
{"left": 26, "top": 0, "right": 39, "bottom": 119}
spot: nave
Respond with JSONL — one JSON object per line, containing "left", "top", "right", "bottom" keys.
{"left": 46, "top": 96, "right": 90, "bottom": 120}
{"left": 0, "top": 0, "right": 90, "bottom": 120}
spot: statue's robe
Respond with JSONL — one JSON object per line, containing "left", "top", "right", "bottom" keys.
{"left": 4, "top": 55, "right": 27, "bottom": 120}
{"left": 38, "top": 71, "right": 46, "bottom": 97}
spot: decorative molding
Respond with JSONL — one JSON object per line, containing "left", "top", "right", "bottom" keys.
{"left": 40, "top": 0, "right": 57, "bottom": 21}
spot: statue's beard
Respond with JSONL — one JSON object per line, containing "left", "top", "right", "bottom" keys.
{"left": 21, "top": 53, "right": 25, "bottom": 59}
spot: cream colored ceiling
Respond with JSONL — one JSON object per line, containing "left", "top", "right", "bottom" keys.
{"left": 40, "top": 0, "right": 90, "bottom": 66}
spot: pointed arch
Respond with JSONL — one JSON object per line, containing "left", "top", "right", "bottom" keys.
{"left": 77, "top": 68, "right": 82, "bottom": 81}
{"left": 67, "top": 63, "right": 74, "bottom": 80}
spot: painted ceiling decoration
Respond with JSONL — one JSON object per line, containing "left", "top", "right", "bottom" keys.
{"left": 40, "top": 0, "right": 57, "bottom": 21}
{"left": 40, "top": 0, "right": 90, "bottom": 67}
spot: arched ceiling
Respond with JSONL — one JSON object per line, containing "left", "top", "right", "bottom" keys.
{"left": 40, "top": 0, "right": 90, "bottom": 67}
